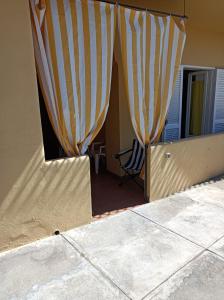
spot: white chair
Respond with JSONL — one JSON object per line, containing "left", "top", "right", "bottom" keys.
{"left": 90, "top": 142, "right": 106, "bottom": 174}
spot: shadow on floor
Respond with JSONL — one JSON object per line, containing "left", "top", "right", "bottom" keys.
{"left": 91, "top": 170, "right": 146, "bottom": 218}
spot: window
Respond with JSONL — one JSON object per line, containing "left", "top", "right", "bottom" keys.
{"left": 162, "top": 66, "right": 224, "bottom": 142}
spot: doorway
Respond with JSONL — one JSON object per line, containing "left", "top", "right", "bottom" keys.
{"left": 37, "top": 61, "right": 145, "bottom": 220}
{"left": 186, "top": 71, "right": 207, "bottom": 137}
{"left": 181, "top": 68, "right": 215, "bottom": 139}
{"left": 90, "top": 59, "right": 145, "bottom": 218}
{"left": 37, "top": 81, "right": 67, "bottom": 160}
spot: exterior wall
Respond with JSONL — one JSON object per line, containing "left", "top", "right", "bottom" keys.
{"left": 150, "top": 133, "right": 224, "bottom": 201}
{"left": 112, "top": 0, "right": 224, "bottom": 164}
{"left": 1, "top": 0, "right": 224, "bottom": 251}
{"left": 0, "top": 0, "right": 92, "bottom": 252}
{"left": 183, "top": 26, "right": 224, "bottom": 68}
{"left": 121, "top": 0, "right": 224, "bottom": 67}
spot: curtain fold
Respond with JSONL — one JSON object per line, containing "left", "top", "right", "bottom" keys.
{"left": 30, "top": 0, "right": 115, "bottom": 156}
{"left": 118, "top": 7, "right": 186, "bottom": 146}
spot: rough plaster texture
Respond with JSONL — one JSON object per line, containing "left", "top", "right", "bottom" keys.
{"left": 0, "top": 0, "right": 92, "bottom": 252}
{"left": 150, "top": 134, "right": 224, "bottom": 201}
{"left": 2, "top": 179, "right": 224, "bottom": 299}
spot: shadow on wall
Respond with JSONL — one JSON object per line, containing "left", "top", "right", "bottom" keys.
{"left": 0, "top": 0, "right": 92, "bottom": 253}
{"left": 150, "top": 133, "right": 224, "bottom": 201}
{"left": 0, "top": 146, "right": 92, "bottom": 252}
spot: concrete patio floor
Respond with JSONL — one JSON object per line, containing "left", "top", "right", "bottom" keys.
{"left": 2, "top": 179, "right": 224, "bottom": 299}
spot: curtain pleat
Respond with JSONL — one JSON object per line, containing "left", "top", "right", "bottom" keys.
{"left": 118, "top": 7, "right": 186, "bottom": 146}
{"left": 30, "top": 0, "right": 115, "bottom": 156}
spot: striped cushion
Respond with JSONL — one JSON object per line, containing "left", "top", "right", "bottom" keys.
{"left": 124, "top": 139, "right": 144, "bottom": 172}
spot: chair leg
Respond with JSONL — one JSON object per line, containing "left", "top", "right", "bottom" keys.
{"left": 133, "top": 177, "right": 144, "bottom": 190}
{"left": 95, "top": 154, "right": 100, "bottom": 175}
{"left": 119, "top": 171, "right": 135, "bottom": 186}
{"left": 118, "top": 170, "right": 144, "bottom": 190}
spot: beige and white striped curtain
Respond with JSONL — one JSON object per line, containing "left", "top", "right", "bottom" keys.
{"left": 118, "top": 7, "right": 186, "bottom": 146}
{"left": 30, "top": 0, "right": 115, "bottom": 155}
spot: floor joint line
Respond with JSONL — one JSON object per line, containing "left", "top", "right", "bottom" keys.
{"left": 61, "top": 234, "right": 132, "bottom": 300}
{"left": 141, "top": 249, "right": 206, "bottom": 300}
{"left": 130, "top": 209, "right": 205, "bottom": 249}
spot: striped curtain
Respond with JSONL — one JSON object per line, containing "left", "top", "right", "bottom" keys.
{"left": 118, "top": 7, "right": 186, "bottom": 146}
{"left": 30, "top": 0, "right": 115, "bottom": 155}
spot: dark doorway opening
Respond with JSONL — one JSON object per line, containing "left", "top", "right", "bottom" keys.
{"left": 37, "top": 81, "right": 66, "bottom": 160}
{"left": 181, "top": 69, "right": 193, "bottom": 138}
{"left": 91, "top": 169, "right": 145, "bottom": 218}
{"left": 90, "top": 59, "right": 145, "bottom": 218}
{"left": 37, "top": 67, "right": 145, "bottom": 219}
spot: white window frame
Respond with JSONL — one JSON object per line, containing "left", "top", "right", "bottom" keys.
{"left": 212, "top": 69, "right": 224, "bottom": 133}
{"left": 162, "top": 65, "right": 216, "bottom": 143}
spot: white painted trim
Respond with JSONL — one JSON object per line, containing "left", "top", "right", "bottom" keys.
{"left": 185, "top": 73, "right": 192, "bottom": 137}
{"left": 178, "top": 66, "right": 184, "bottom": 138}
{"left": 182, "top": 64, "right": 215, "bottom": 70}
{"left": 212, "top": 69, "right": 218, "bottom": 133}
{"left": 163, "top": 65, "right": 215, "bottom": 142}
{"left": 163, "top": 66, "right": 183, "bottom": 142}
{"left": 212, "top": 69, "right": 224, "bottom": 133}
